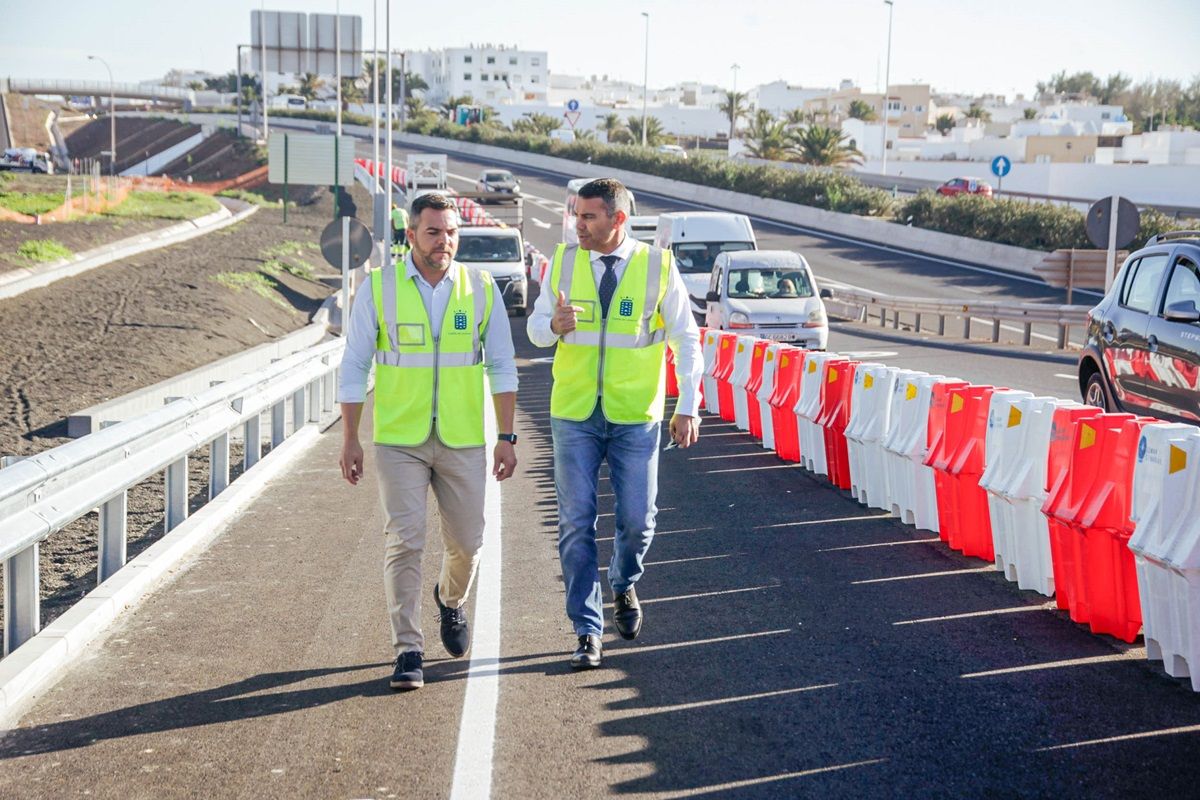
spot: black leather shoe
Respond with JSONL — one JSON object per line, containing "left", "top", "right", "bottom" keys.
{"left": 613, "top": 586, "right": 643, "bottom": 640}
{"left": 390, "top": 651, "right": 424, "bottom": 690}
{"left": 434, "top": 583, "right": 471, "bottom": 658}
{"left": 570, "top": 634, "right": 602, "bottom": 669}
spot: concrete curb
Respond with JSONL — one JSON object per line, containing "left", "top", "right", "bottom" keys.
{"left": 0, "top": 422, "right": 326, "bottom": 730}
{"left": 67, "top": 320, "right": 333, "bottom": 437}
{"left": 0, "top": 197, "right": 259, "bottom": 302}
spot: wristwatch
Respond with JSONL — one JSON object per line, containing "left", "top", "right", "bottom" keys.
{"left": 497, "top": 433, "right": 518, "bottom": 444}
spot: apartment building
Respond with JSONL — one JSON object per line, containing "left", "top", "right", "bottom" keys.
{"left": 408, "top": 44, "right": 549, "bottom": 105}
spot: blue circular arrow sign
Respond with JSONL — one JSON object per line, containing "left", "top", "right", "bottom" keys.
{"left": 991, "top": 155, "right": 1012, "bottom": 178}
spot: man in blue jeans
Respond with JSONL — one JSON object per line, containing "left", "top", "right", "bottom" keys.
{"left": 527, "top": 178, "right": 703, "bottom": 668}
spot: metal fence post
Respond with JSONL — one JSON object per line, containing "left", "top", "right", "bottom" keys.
{"left": 307, "top": 379, "right": 321, "bottom": 423}
{"left": 4, "top": 544, "right": 40, "bottom": 655}
{"left": 292, "top": 389, "right": 306, "bottom": 434}
{"left": 914, "top": 313, "right": 922, "bottom": 333}
{"left": 244, "top": 413, "right": 262, "bottom": 470}
{"left": 992, "top": 319, "right": 1001, "bottom": 343}
{"left": 271, "top": 401, "right": 286, "bottom": 447}
{"left": 322, "top": 371, "right": 335, "bottom": 413}
{"left": 962, "top": 316, "right": 971, "bottom": 339}
{"left": 98, "top": 490, "right": 127, "bottom": 582}
{"left": 210, "top": 432, "right": 230, "bottom": 499}
{"left": 1057, "top": 324, "right": 1068, "bottom": 349}
{"left": 1023, "top": 323, "right": 1033, "bottom": 346}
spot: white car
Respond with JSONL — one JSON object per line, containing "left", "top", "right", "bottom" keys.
{"left": 657, "top": 144, "right": 688, "bottom": 159}
{"left": 456, "top": 227, "right": 529, "bottom": 316}
{"left": 655, "top": 212, "right": 757, "bottom": 320}
{"left": 704, "top": 251, "right": 830, "bottom": 350}
{"left": 474, "top": 169, "right": 521, "bottom": 202}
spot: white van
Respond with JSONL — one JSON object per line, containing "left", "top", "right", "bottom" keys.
{"left": 654, "top": 212, "right": 757, "bottom": 320}
{"left": 562, "top": 177, "right": 657, "bottom": 246}
{"left": 270, "top": 94, "right": 308, "bottom": 111}
{"left": 456, "top": 227, "right": 529, "bottom": 316}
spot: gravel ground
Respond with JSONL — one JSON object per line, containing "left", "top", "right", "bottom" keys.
{"left": 0, "top": 181, "right": 370, "bottom": 638}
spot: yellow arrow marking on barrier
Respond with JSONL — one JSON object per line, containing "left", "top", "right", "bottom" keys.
{"left": 1079, "top": 423, "right": 1096, "bottom": 450}
{"left": 906, "top": 383, "right": 918, "bottom": 401}
{"left": 766, "top": 351, "right": 774, "bottom": 362}
{"left": 1008, "top": 406, "right": 1023, "bottom": 428}
{"left": 950, "top": 394, "right": 965, "bottom": 414}
{"left": 707, "top": 334, "right": 715, "bottom": 344}
{"left": 722, "top": 339, "right": 730, "bottom": 349}
{"left": 1170, "top": 444, "right": 1188, "bottom": 474}
{"left": 808, "top": 361, "right": 817, "bottom": 374}
{"left": 864, "top": 374, "right": 874, "bottom": 389}
{"left": 737, "top": 343, "right": 745, "bottom": 353}
{"left": 828, "top": 368, "right": 839, "bottom": 383}
{"left": 781, "top": 356, "right": 789, "bottom": 367}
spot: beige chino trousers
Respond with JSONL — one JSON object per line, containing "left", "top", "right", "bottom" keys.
{"left": 375, "top": 437, "right": 486, "bottom": 654}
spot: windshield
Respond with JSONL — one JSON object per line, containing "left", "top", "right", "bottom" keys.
{"left": 456, "top": 235, "right": 522, "bottom": 263}
{"left": 672, "top": 241, "right": 755, "bottom": 274}
{"left": 727, "top": 268, "right": 813, "bottom": 299}
{"left": 485, "top": 172, "right": 513, "bottom": 181}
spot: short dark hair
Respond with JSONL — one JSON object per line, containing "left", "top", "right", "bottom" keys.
{"left": 577, "top": 178, "right": 632, "bottom": 218}
{"left": 409, "top": 192, "right": 460, "bottom": 224}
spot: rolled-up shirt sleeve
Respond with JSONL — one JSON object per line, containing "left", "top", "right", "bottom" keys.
{"left": 336, "top": 283, "right": 379, "bottom": 404}
{"left": 661, "top": 263, "right": 704, "bottom": 417}
{"left": 484, "top": 282, "right": 519, "bottom": 395}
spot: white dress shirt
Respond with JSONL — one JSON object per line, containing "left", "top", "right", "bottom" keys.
{"left": 527, "top": 234, "right": 703, "bottom": 417}
{"left": 337, "top": 254, "right": 519, "bottom": 406}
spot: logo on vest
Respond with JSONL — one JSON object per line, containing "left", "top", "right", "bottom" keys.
{"left": 454, "top": 311, "right": 468, "bottom": 331}
{"left": 619, "top": 297, "right": 634, "bottom": 317}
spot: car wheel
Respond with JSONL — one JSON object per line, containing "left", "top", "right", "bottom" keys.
{"left": 1084, "top": 372, "right": 1110, "bottom": 411}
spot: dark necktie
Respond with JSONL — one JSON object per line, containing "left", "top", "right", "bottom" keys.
{"left": 598, "top": 255, "right": 619, "bottom": 318}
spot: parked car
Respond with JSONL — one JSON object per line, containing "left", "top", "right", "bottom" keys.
{"left": 1078, "top": 231, "right": 1200, "bottom": 422}
{"left": 656, "top": 144, "right": 688, "bottom": 159}
{"left": 936, "top": 177, "right": 993, "bottom": 198}
{"left": 704, "top": 250, "right": 830, "bottom": 349}
{"left": 475, "top": 169, "right": 521, "bottom": 201}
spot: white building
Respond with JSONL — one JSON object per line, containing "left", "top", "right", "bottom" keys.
{"left": 1113, "top": 130, "right": 1200, "bottom": 165}
{"left": 752, "top": 80, "right": 834, "bottom": 117}
{"left": 408, "top": 44, "right": 549, "bottom": 106}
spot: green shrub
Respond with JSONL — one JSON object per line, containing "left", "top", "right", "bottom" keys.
{"left": 217, "top": 188, "right": 274, "bottom": 206}
{"left": 105, "top": 191, "right": 221, "bottom": 220}
{"left": 17, "top": 239, "right": 73, "bottom": 262}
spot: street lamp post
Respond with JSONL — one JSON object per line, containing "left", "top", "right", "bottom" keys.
{"left": 881, "top": 0, "right": 894, "bottom": 177}
{"left": 641, "top": 11, "right": 649, "bottom": 147}
{"left": 730, "top": 63, "right": 740, "bottom": 139}
{"left": 87, "top": 55, "right": 115, "bottom": 176}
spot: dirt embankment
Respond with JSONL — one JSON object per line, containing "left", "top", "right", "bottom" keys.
{"left": 0, "top": 182, "right": 372, "bottom": 636}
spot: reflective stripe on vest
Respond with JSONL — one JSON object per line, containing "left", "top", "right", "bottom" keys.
{"left": 548, "top": 241, "right": 671, "bottom": 423}
{"left": 371, "top": 260, "right": 493, "bottom": 447}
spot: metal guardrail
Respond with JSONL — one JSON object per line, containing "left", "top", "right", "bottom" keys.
{"left": 5, "top": 78, "right": 194, "bottom": 104}
{"left": 0, "top": 339, "right": 344, "bottom": 655}
{"left": 827, "top": 287, "right": 1092, "bottom": 348}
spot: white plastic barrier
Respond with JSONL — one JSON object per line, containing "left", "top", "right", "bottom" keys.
{"left": 880, "top": 370, "right": 926, "bottom": 524}
{"left": 883, "top": 373, "right": 950, "bottom": 531}
{"left": 992, "top": 395, "right": 1079, "bottom": 596}
{"left": 757, "top": 343, "right": 783, "bottom": 452}
{"left": 1130, "top": 423, "right": 1200, "bottom": 690}
{"left": 730, "top": 335, "right": 757, "bottom": 432}
{"left": 701, "top": 330, "right": 721, "bottom": 416}
{"left": 978, "top": 390, "right": 1035, "bottom": 580}
{"left": 793, "top": 351, "right": 839, "bottom": 476}
{"left": 844, "top": 363, "right": 893, "bottom": 508}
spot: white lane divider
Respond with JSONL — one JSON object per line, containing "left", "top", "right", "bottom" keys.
{"left": 449, "top": 384, "right": 503, "bottom": 800}
{"left": 530, "top": 218, "right": 552, "bottom": 229}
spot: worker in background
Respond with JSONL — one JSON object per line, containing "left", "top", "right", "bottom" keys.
{"left": 391, "top": 202, "right": 410, "bottom": 258}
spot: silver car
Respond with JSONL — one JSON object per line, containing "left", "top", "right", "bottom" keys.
{"left": 704, "top": 251, "right": 830, "bottom": 349}
{"left": 475, "top": 169, "right": 521, "bottom": 202}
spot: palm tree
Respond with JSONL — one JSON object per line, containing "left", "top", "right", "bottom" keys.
{"left": 600, "top": 113, "right": 629, "bottom": 144}
{"left": 791, "top": 125, "right": 863, "bottom": 166}
{"left": 441, "top": 94, "right": 475, "bottom": 119}
{"left": 186, "top": 80, "right": 206, "bottom": 92}
{"left": 965, "top": 104, "right": 992, "bottom": 123}
{"left": 626, "top": 115, "right": 667, "bottom": 147}
{"left": 339, "top": 77, "right": 364, "bottom": 110}
{"left": 784, "top": 108, "right": 815, "bottom": 128}
{"left": 1023, "top": 107, "right": 1039, "bottom": 120}
{"left": 298, "top": 73, "right": 325, "bottom": 101}
{"left": 574, "top": 129, "right": 596, "bottom": 141}
{"left": 935, "top": 113, "right": 956, "bottom": 135}
{"left": 399, "top": 70, "right": 428, "bottom": 100}
{"left": 847, "top": 99, "right": 877, "bottom": 121}
{"left": 405, "top": 96, "right": 436, "bottom": 122}
{"left": 717, "top": 90, "right": 749, "bottom": 139}
{"left": 511, "top": 113, "right": 562, "bottom": 136}
{"left": 743, "top": 112, "right": 795, "bottom": 161}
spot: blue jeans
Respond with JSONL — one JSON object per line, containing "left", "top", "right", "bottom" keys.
{"left": 551, "top": 404, "right": 661, "bottom": 637}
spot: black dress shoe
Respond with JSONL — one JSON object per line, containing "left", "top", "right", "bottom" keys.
{"left": 613, "top": 586, "right": 643, "bottom": 640}
{"left": 390, "top": 651, "right": 424, "bottom": 690}
{"left": 570, "top": 634, "right": 602, "bottom": 669}
{"left": 434, "top": 583, "right": 470, "bottom": 658}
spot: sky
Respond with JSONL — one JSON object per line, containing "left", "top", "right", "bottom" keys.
{"left": 2, "top": 0, "right": 1197, "bottom": 100}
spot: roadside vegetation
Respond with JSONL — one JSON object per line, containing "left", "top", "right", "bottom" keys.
{"left": 259, "top": 240, "right": 320, "bottom": 280}
{"left": 104, "top": 191, "right": 221, "bottom": 220}
{"left": 16, "top": 239, "right": 72, "bottom": 262}
{"left": 217, "top": 188, "right": 276, "bottom": 207}
{"left": 212, "top": 270, "right": 286, "bottom": 306}
{"left": 0, "top": 191, "right": 66, "bottom": 216}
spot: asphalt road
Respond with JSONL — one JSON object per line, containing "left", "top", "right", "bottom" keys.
{"left": 3, "top": 302, "right": 1200, "bottom": 798}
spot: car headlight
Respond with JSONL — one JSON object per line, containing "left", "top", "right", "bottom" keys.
{"left": 802, "top": 308, "right": 827, "bottom": 328}
{"left": 728, "top": 312, "right": 753, "bottom": 329}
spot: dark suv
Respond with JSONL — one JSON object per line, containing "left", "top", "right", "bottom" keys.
{"left": 1078, "top": 231, "right": 1200, "bottom": 422}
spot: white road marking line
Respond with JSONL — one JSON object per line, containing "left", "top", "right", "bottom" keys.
{"left": 449, "top": 383, "right": 503, "bottom": 800}
{"left": 530, "top": 218, "right": 552, "bottom": 229}
{"left": 613, "top": 683, "right": 839, "bottom": 718}
{"left": 892, "top": 603, "right": 1056, "bottom": 625}
{"left": 960, "top": 650, "right": 1146, "bottom": 679}
{"left": 655, "top": 759, "right": 887, "bottom": 797}
{"left": 852, "top": 566, "right": 996, "bottom": 585}
{"left": 1034, "top": 724, "right": 1200, "bottom": 752}
{"left": 1054, "top": 373, "right": 1077, "bottom": 380}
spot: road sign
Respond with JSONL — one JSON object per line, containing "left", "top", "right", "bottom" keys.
{"left": 1086, "top": 196, "right": 1140, "bottom": 250}
{"left": 564, "top": 111, "right": 581, "bottom": 129}
{"left": 268, "top": 132, "right": 355, "bottom": 187}
{"left": 990, "top": 155, "right": 1012, "bottom": 178}
{"left": 320, "top": 216, "right": 373, "bottom": 269}
{"left": 567, "top": 99, "right": 580, "bottom": 112}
